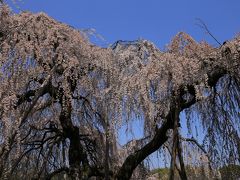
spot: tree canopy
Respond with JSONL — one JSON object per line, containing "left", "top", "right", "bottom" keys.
{"left": 0, "top": 4, "right": 239, "bottom": 180}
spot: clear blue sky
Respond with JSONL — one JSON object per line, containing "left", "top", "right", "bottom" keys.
{"left": 6, "top": 0, "right": 240, "bottom": 48}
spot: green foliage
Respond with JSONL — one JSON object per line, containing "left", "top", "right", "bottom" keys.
{"left": 151, "top": 167, "right": 169, "bottom": 179}
{"left": 219, "top": 164, "right": 240, "bottom": 180}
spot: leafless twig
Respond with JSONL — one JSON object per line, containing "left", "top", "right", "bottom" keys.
{"left": 196, "top": 18, "right": 222, "bottom": 46}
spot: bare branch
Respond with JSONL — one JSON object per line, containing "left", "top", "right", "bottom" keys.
{"left": 195, "top": 18, "right": 222, "bottom": 46}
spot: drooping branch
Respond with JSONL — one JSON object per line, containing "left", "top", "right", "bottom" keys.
{"left": 115, "top": 112, "right": 173, "bottom": 180}
{"left": 116, "top": 45, "right": 236, "bottom": 179}
{"left": 181, "top": 137, "right": 212, "bottom": 170}
{"left": 116, "top": 93, "right": 192, "bottom": 179}
{"left": 19, "top": 66, "right": 56, "bottom": 128}
{"left": 0, "top": 6, "right": 239, "bottom": 179}
{"left": 182, "top": 137, "right": 207, "bottom": 155}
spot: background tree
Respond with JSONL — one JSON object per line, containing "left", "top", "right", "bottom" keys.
{"left": 0, "top": 4, "right": 240, "bottom": 180}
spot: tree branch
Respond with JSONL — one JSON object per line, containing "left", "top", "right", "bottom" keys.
{"left": 46, "top": 167, "right": 69, "bottom": 180}
{"left": 116, "top": 48, "right": 231, "bottom": 179}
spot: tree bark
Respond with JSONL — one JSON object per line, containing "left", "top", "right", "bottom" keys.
{"left": 59, "top": 95, "right": 89, "bottom": 179}
{"left": 105, "top": 125, "right": 110, "bottom": 180}
{"left": 116, "top": 105, "right": 176, "bottom": 180}
{"left": 169, "top": 105, "right": 179, "bottom": 180}
{"left": 177, "top": 136, "right": 188, "bottom": 180}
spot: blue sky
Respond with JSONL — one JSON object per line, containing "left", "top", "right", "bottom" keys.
{"left": 7, "top": 0, "right": 240, "bottom": 49}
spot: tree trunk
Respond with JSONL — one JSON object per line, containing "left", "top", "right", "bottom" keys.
{"left": 177, "top": 136, "right": 188, "bottom": 180}
{"left": 105, "top": 126, "right": 110, "bottom": 180}
{"left": 59, "top": 96, "right": 89, "bottom": 179}
{"left": 116, "top": 106, "right": 176, "bottom": 180}
{"left": 169, "top": 101, "right": 180, "bottom": 180}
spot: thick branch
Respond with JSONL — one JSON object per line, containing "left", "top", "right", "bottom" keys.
{"left": 116, "top": 51, "right": 230, "bottom": 179}
{"left": 46, "top": 167, "right": 69, "bottom": 180}
{"left": 116, "top": 105, "right": 175, "bottom": 180}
